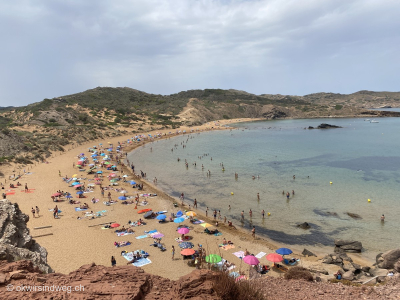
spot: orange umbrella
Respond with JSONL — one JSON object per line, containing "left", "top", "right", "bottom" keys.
{"left": 181, "top": 249, "right": 195, "bottom": 256}
{"left": 110, "top": 223, "right": 120, "bottom": 228}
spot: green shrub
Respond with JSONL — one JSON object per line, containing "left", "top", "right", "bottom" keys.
{"left": 284, "top": 267, "right": 313, "bottom": 281}
{"left": 335, "top": 105, "right": 343, "bottom": 110}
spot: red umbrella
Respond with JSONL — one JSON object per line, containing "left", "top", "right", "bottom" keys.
{"left": 52, "top": 193, "right": 61, "bottom": 197}
{"left": 110, "top": 223, "right": 120, "bottom": 228}
{"left": 77, "top": 161, "right": 84, "bottom": 165}
{"left": 181, "top": 249, "right": 195, "bottom": 256}
{"left": 266, "top": 253, "right": 283, "bottom": 263}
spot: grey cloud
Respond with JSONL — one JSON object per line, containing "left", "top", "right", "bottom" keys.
{"left": 0, "top": 0, "right": 399, "bottom": 106}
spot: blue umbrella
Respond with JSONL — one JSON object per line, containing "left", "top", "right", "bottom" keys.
{"left": 66, "top": 195, "right": 73, "bottom": 198}
{"left": 276, "top": 248, "right": 293, "bottom": 255}
{"left": 76, "top": 191, "right": 83, "bottom": 195}
{"left": 179, "top": 242, "right": 194, "bottom": 249}
{"left": 97, "top": 171, "right": 103, "bottom": 174}
{"left": 118, "top": 196, "right": 127, "bottom": 200}
{"left": 176, "top": 210, "right": 183, "bottom": 217}
{"left": 72, "top": 182, "right": 80, "bottom": 186}
{"left": 129, "top": 181, "right": 136, "bottom": 185}
{"left": 100, "top": 153, "right": 105, "bottom": 156}
{"left": 174, "top": 217, "right": 185, "bottom": 223}
{"left": 156, "top": 214, "right": 166, "bottom": 220}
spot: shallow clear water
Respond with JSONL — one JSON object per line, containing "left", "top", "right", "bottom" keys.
{"left": 127, "top": 117, "right": 400, "bottom": 256}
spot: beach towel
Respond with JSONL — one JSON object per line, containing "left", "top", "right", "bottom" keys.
{"left": 96, "top": 210, "right": 107, "bottom": 214}
{"left": 229, "top": 272, "right": 240, "bottom": 278}
{"left": 255, "top": 252, "right": 267, "bottom": 259}
{"left": 175, "top": 238, "right": 183, "bottom": 243}
{"left": 149, "top": 232, "right": 164, "bottom": 238}
{"left": 220, "top": 244, "right": 235, "bottom": 250}
{"left": 145, "top": 230, "right": 158, "bottom": 234}
{"left": 193, "top": 220, "right": 205, "bottom": 224}
{"left": 117, "top": 232, "right": 134, "bottom": 237}
{"left": 103, "top": 201, "right": 117, "bottom": 205}
{"left": 75, "top": 207, "right": 88, "bottom": 211}
{"left": 232, "top": 251, "right": 245, "bottom": 259}
{"left": 133, "top": 258, "right": 152, "bottom": 267}
{"left": 214, "top": 232, "right": 222, "bottom": 236}
{"left": 135, "top": 235, "right": 148, "bottom": 239}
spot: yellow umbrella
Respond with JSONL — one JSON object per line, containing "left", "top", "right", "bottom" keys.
{"left": 200, "top": 223, "right": 213, "bottom": 228}
{"left": 186, "top": 211, "right": 197, "bottom": 217}
{"left": 72, "top": 174, "right": 78, "bottom": 178}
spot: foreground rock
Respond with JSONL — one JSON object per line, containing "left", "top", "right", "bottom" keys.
{"left": 297, "top": 222, "right": 311, "bottom": 229}
{"left": 334, "top": 239, "right": 363, "bottom": 253}
{"left": 0, "top": 200, "right": 52, "bottom": 273}
{"left": 0, "top": 260, "right": 399, "bottom": 300}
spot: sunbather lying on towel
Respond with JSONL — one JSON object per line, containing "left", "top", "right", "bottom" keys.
{"left": 114, "top": 241, "right": 130, "bottom": 247}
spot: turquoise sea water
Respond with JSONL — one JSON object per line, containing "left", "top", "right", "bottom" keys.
{"left": 127, "top": 117, "right": 400, "bottom": 258}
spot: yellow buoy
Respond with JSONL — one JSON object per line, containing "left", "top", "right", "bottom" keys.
{"left": 368, "top": 199, "right": 371, "bottom": 202}
{"left": 267, "top": 212, "right": 271, "bottom": 216}
{"left": 330, "top": 182, "right": 333, "bottom": 185}
{"left": 231, "top": 192, "right": 234, "bottom": 195}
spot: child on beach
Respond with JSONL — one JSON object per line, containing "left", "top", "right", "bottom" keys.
{"left": 31, "top": 207, "right": 35, "bottom": 218}
{"left": 35, "top": 206, "right": 40, "bottom": 217}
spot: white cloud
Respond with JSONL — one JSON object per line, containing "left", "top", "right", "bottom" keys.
{"left": 0, "top": 0, "right": 399, "bottom": 106}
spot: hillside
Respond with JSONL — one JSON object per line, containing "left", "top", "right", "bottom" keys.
{"left": 1, "top": 87, "right": 400, "bottom": 164}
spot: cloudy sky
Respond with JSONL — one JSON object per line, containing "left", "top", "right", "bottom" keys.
{"left": 1, "top": 0, "right": 399, "bottom": 107}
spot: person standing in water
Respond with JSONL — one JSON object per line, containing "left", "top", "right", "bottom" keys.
{"left": 257, "top": 193, "right": 260, "bottom": 200}
{"left": 262, "top": 210, "right": 265, "bottom": 219}
{"left": 381, "top": 214, "right": 385, "bottom": 222}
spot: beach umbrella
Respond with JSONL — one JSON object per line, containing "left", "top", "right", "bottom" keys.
{"left": 138, "top": 208, "right": 152, "bottom": 214}
{"left": 156, "top": 214, "right": 166, "bottom": 220}
{"left": 110, "top": 179, "right": 118, "bottom": 183}
{"left": 118, "top": 196, "right": 127, "bottom": 200}
{"left": 72, "top": 174, "right": 78, "bottom": 178}
{"left": 52, "top": 193, "right": 61, "bottom": 197}
{"left": 179, "top": 242, "right": 194, "bottom": 249}
{"left": 66, "top": 195, "right": 73, "bottom": 199}
{"left": 109, "top": 173, "right": 117, "bottom": 177}
{"left": 266, "top": 253, "right": 283, "bottom": 263}
{"left": 205, "top": 254, "right": 222, "bottom": 264}
{"left": 144, "top": 211, "right": 154, "bottom": 218}
{"left": 97, "top": 171, "right": 103, "bottom": 174}
{"left": 77, "top": 161, "right": 83, "bottom": 165}
{"left": 129, "top": 181, "right": 136, "bottom": 185}
{"left": 152, "top": 233, "right": 164, "bottom": 238}
{"left": 101, "top": 153, "right": 105, "bottom": 156}
{"left": 276, "top": 248, "right": 293, "bottom": 256}
{"left": 72, "top": 182, "right": 80, "bottom": 186}
{"left": 104, "top": 161, "right": 111, "bottom": 165}
{"left": 76, "top": 191, "right": 83, "bottom": 195}
{"left": 110, "top": 223, "right": 120, "bottom": 228}
{"left": 177, "top": 227, "right": 190, "bottom": 235}
{"left": 243, "top": 255, "right": 260, "bottom": 266}
{"left": 174, "top": 217, "right": 185, "bottom": 223}
{"left": 180, "top": 249, "right": 195, "bottom": 256}
{"left": 186, "top": 211, "right": 197, "bottom": 217}
{"left": 74, "top": 184, "right": 82, "bottom": 188}
{"left": 176, "top": 210, "right": 183, "bottom": 217}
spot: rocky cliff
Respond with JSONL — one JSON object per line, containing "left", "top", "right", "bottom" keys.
{"left": 0, "top": 200, "right": 52, "bottom": 274}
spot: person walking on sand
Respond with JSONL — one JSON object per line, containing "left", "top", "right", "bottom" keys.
{"left": 249, "top": 209, "right": 252, "bottom": 218}
{"left": 241, "top": 210, "right": 244, "bottom": 221}
{"left": 111, "top": 256, "right": 116, "bottom": 267}
{"left": 194, "top": 199, "right": 197, "bottom": 208}
{"left": 262, "top": 209, "right": 265, "bottom": 219}
{"left": 35, "top": 206, "right": 40, "bottom": 217}
{"left": 25, "top": 183, "right": 28, "bottom": 192}
{"left": 172, "top": 246, "right": 175, "bottom": 260}
{"left": 31, "top": 207, "right": 35, "bottom": 218}
{"left": 252, "top": 226, "right": 256, "bottom": 238}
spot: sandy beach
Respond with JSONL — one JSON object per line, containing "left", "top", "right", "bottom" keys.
{"left": 1, "top": 118, "right": 372, "bottom": 280}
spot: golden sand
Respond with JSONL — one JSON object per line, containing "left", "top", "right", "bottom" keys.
{"left": 1, "top": 119, "right": 369, "bottom": 280}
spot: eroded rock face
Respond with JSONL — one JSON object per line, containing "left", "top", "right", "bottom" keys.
{"left": 0, "top": 261, "right": 219, "bottom": 300}
{"left": 0, "top": 200, "right": 52, "bottom": 273}
{"left": 377, "top": 249, "right": 400, "bottom": 269}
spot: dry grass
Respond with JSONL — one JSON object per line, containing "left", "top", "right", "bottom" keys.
{"left": 284, "top": 267, "right": 313, "bottom": 281}
{"left": 211, "top": 271, "right": 266, "bottom": 300}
